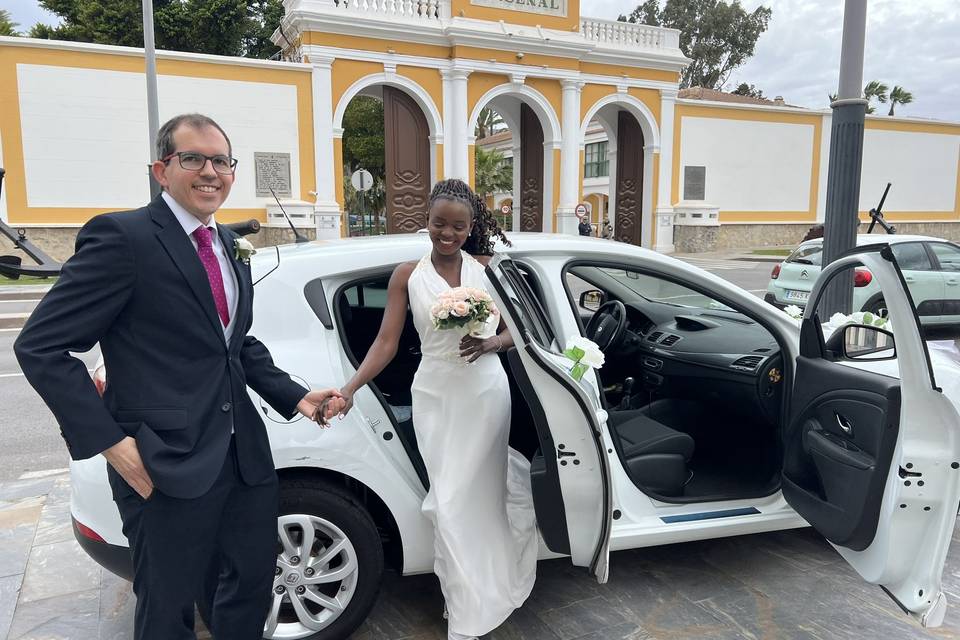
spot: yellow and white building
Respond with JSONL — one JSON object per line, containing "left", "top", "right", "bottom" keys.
{"left": 1, "top": 0, "right": 958, "bottom": 258}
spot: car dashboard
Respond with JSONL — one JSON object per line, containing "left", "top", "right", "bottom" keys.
{"left": 612, "top": 301, "right": 784, "bottom": 423}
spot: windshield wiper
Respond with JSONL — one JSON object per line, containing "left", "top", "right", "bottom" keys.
{"left": 788, "top": 258, "right": 815, "bottom": 265}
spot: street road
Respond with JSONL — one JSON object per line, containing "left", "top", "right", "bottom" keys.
{"left": 0, "top": 257, "right": 779, "bottom": 482}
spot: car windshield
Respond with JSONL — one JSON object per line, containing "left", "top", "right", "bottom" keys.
{"left": 787, "top": 244, "right": 823, "bottom": 266}
{"left": 596, "top": 267, "right": 735, "bottom": 311}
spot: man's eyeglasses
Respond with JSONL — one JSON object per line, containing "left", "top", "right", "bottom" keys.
{"left": 162, "top": 151, "right": 238, "bottom": 175}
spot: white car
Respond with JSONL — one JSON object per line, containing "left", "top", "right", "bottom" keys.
{"left": 72, "top": 234, "right": 960, "bottom": 638}
{"left": 765, "top": 234, "right": 960, "bottom": 326}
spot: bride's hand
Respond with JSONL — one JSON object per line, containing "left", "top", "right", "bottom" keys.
{"left": 459, "top": 335, "right": 499, "bottom": 363}
{"left": 338, "top": 388, "right": 355, "bottom": 417}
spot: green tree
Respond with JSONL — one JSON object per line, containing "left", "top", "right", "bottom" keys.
{"left": 863, "top": 80, "right": 888, "bottom": 115}
{"left": 620, "top": 0, "right": 772, "bottom": 90}
{"left": 474, "top": 147, "right": 512, "bottom": 200}
{"left": 887, "top": 85, "right": 913, "bottom": 116}
{"left": 0, "top": 9, "right": 20, "bottom": 36}
{"left": 475, "top": 107, "right": 504, "bottom": 140}
{"left": 28, "top": 0, "right": 283, "bottom": 58}
{"left": 341, "top": 95, "right": 385, "bottom": 176}
{"left": 732, "top": 82, "right": 765, "bottom": 99}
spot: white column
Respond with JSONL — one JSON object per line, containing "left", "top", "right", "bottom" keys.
{"left": 310, "top": 55, "right": 342, "bottom": 239}
{"left": 654, "top": 88, "right": 678, "bottom": 253}
{"left": 443, "top": 67, "right": 471, "bottom": 181}
{"left": 557, "top": 79, "right": 584, "bottom": 234}
{"left": 511, "top": 138, "right": 522, "bottom": 232}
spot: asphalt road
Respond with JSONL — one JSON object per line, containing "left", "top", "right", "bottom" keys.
{"left": 0, "top": 258, "right": 778, "bottom": 482}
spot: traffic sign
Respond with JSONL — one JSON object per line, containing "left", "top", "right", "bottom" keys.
{"left": 500, "top": 203, "right": 511, "bottom": 215}
{"left": 351, "top": 169, "right": 374, "bottom": 192}
{"left": 575, "top": 203, "right": 588, "bottom": 219}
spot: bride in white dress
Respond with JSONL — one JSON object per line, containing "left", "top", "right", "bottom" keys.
{"left": 339, "top": 179, "right": 538, "bottom": 639}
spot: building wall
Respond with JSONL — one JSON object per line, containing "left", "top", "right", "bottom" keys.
{"left": 0, "top": 41, "right": 314, "bottom": 226}
{"left": 858, "top": 124, "right": 960, "bottom": 217}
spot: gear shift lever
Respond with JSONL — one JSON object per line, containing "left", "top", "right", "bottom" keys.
{"left": 619, "top": 377, "right": 634, "bottom": 411}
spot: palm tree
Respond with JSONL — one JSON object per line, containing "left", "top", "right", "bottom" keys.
{"left": 887, "top": 86, "right": 914, "bottom": 116}
{"left": 863, "top": 80, "right": 889, "bottom": 115}
{"left": 475, "top": 108, "right": 504, "bottom": 140}
{"left": 0, "top": 9, "right": 19, "bottom": 36}
{"left": 474, "top": 147, "right": 512, "bottom": 199}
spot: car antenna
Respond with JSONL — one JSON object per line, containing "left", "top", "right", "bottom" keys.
{"left": 269, "top": 186, "right": 309, "bottom": 243}
{"left": 866, "top": 182, "right": 896, "bottom": 235}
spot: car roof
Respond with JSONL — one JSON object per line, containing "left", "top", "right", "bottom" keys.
{"left": 261, "top": 232, "right": 654, "bottom": 276}
{"left": 796, "top": 233, "right": 949, "bottom": 249}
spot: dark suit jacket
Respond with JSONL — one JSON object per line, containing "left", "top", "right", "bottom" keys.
{"left": 15, "top": 196, "right": 307, "bottom": 499}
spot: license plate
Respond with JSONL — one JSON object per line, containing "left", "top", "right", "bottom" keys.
{"left": 786, "top": 290, "right": 809, "bottom": 302}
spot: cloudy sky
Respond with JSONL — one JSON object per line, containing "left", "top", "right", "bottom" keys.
{"left": 6, "top": 0, "right": 959, "bottom": 121}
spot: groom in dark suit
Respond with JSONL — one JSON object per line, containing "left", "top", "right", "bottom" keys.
{"left": 15, "top": 113, "right": 343, "bottom": 639}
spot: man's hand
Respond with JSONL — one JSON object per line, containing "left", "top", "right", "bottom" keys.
{"left": 297, "top": 389, "right": 346, "bottom": 427}
{"left": 103, "top": 437, "right": 154, "bottom": 499}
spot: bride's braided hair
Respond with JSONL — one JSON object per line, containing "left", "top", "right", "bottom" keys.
{"left": 428, "top": 179, "right": 511, "bottom": 256}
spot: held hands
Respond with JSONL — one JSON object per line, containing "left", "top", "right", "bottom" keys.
{"left": 103, "top": 437, "right": 154, "bottom": 500}
{"left": 459, "top": 334, "right": 501, "bottom": 363}
{"left": 297, "top": 389, "right": 347, "bottom": 428}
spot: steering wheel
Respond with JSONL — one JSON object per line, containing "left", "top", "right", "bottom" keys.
{"left": 585, "top": 300, "right": 628, "bottom": 352}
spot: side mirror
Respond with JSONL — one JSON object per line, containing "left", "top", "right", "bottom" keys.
{"left": 826, "top": 324, "right": 896, "bottom": 361}
{"left": 579, "top": 289, "right": 606, "bottom": 311}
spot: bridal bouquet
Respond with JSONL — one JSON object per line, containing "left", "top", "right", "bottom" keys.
{"left": 430, "top": 287, "right": 499, "bottom": 337}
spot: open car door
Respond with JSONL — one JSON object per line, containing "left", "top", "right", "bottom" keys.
{"left": 485, "top": 255, "right": 613, "bottom": 583}
{"left": 783, "top": 244, "right": 960, "bottom": 627}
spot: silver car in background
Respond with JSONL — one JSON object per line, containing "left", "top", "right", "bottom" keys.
{"left": 765, "top": 234, "right": 960, "bottom": 326}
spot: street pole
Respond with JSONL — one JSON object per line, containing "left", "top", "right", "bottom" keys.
{"left": 142, "top": 0, "right": 161, "bottom": 199}
{"left": 821, "top": 0, "right": 869, "bottom": 315}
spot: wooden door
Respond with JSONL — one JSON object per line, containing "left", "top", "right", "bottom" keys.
{"left": 384, "top": 86, "right": 430, "bottom": 233}
{"left": 614, "top": 111, "right": 644, "bottom": 246}
{"left": 519, "top": 103, "right": 544, "bottom": 232}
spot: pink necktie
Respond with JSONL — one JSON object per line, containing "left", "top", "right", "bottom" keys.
{"left": 193, "top": 226, "right": 230, "bottom": 327}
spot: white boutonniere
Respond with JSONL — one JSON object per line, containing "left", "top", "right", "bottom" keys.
{"left": 234, "top": 237, "right": 256, "bottom": 264}
{"left": 563, "top": 335, "right": 605, "bottom": 381}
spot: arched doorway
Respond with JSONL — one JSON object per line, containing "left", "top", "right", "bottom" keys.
{"left": 580, "top": 94, "right": 660, "bottom": 247}
{"left": 335, "top": 74, "right": 442, "bottom": 235}
{"left": 469, "top": 84, "right": 560, "bottom": 233}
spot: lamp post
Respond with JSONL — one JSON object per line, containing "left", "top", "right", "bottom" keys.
{"left": 143, "top": 0, "right": 161, "bottom": 198}
{"left": 821, "top": 0, "right": 869, "bottom": 315}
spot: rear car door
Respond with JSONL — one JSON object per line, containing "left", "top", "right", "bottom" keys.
{"left": 486, "top": 255, "right": 613, "bottom": 583}
{"left": 782, "top": 245, "right": 960, "bottom": 627}
{"left": 886, "top": 241, "right": 943, "bottom": 323}
{"left": 928, "top": 242, "right": 960, "bottom": 325}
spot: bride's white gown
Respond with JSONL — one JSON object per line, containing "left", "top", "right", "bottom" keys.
{"left": 407, "top": 251, "right": 538, "bottom": 637}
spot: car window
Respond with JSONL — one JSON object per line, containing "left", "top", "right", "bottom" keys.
{"left": 930, "top": 243, "right": 960, "bottom": 273}
{"left": 343, "top": 281, "right": 389, "bottom": 309}
{"left": 787, "top": 244, "right": 823, "bottom": 266}
{"left": 594, "top": 267, "right": 734, "bottom": 311}
{"left": 890, "top": 242, "right": 933, "bottom": 271}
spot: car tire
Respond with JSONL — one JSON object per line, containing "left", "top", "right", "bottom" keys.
{"left": 265, "top": 478, "right": 385, "bottom": 640}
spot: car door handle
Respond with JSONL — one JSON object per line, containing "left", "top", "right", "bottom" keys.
{"left": 947, "top": 279, "right": 959, "bottom": 286}
{"left": 836, "top": 413, "right": 853, "bottom": 435}
{"left": 904, "top": 276, "right": 915, "bottom": 282}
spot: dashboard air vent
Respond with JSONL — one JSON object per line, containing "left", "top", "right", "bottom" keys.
{"left": 731, "top": 355, "right": 764, "bottom": 371}
{"left": 647, "top": 331, "right": 663, "bottom": 343}
{"left": 660, "top": 334, "right": 682, "bottom": 347}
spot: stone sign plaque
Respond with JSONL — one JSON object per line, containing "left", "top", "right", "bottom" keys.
{"left": 255, "top": 152, "right": 292, "bottom": 198}
{"left": 470, "top": 0, "right": 567, "bottom": 18}
{"left": 683, "top": 165, "right": 706, "bottom": 201}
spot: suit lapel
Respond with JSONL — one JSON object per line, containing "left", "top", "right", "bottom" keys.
{"left": 150, "top": 197, "right": 226, "bottom": 344}
{"left": 218, "top": 225, "right": 250, "bottom": 352}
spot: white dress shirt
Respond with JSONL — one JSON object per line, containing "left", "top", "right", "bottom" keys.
{"left": 162, "top": 192, "right": 239, "bottom": 344}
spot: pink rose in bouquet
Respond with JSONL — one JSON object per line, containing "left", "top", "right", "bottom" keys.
{"left": 430, "top": 286, "right": 499, "bottom": 336}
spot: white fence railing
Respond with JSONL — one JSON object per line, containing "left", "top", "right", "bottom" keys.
{"left": 328, "top": 0, "right": 448, "bottom": 20}
{"left": 580, "top": 17, "right": 680, "bottom": 51}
